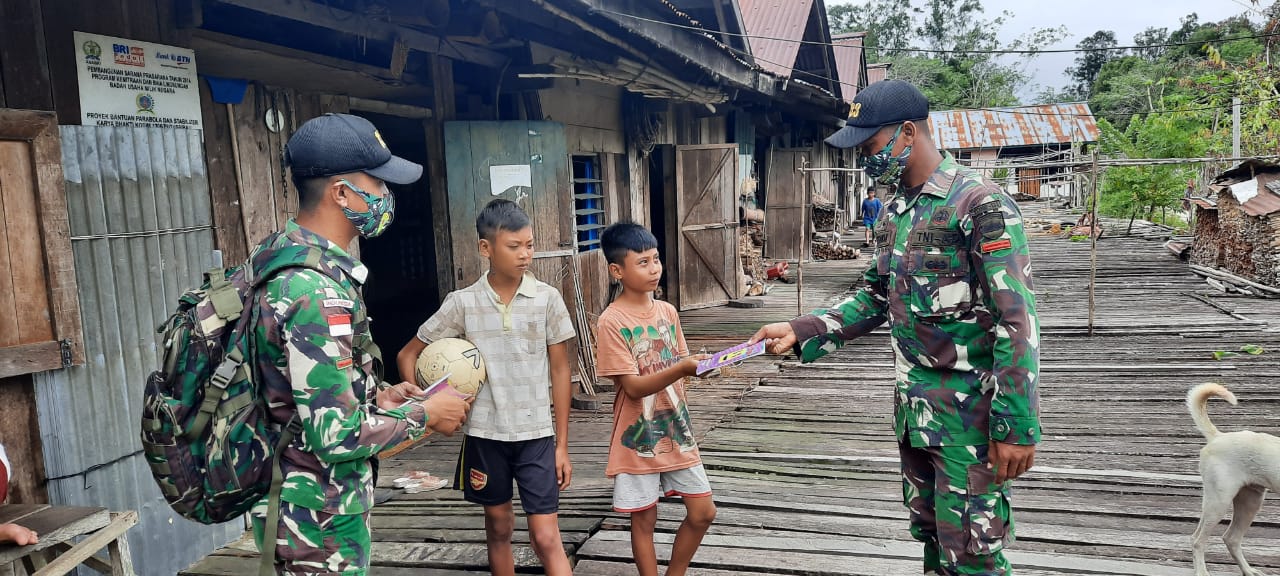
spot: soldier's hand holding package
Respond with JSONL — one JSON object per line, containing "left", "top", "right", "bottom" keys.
{"left": 375, "top": 382, "right": 472, "bottom": 435}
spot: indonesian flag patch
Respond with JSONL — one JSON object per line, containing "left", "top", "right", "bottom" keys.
{"left": 470, "top": 469, "right": 488, "bottom": 490}
{"left": 327, "top": 314, "right": 353, "bottom": 337}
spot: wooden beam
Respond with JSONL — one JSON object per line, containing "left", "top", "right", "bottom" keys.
{"left": 189, "top": 29, "right": 432, "bottom": 102}
{"left": 0, "top": 341, "right": 64, "bottom": 379}
{"left": 349, "top": 97, "right": 432, "bottom": 119}
{"left": 0, "top": 0, "right": 54, "bottom": 109}
{"left": 212, "top": 0, "right": 508, "bottom": 68}
{"left": 710, "top": 0, "right": 732, "bottom": 46}
{"left": 427, "top": 55, "right": 456, "bottom": 300}
{"left": 563, "top": 0, "right": 778, "bottom": 97}
{"left": 29, "top": 511, "right": 136, "bottom": 576}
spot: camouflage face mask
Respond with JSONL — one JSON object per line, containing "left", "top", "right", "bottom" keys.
{"left": 339, "top": 179, "right": 395, "bottom": 238}
{"left": 864, "top": 124, "right": 913, "bottom": 186}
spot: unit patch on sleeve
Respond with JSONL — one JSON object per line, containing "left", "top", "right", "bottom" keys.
{"left": 974, "top": 210, "right": 1006, "bottom": 240}
{"left": 980, "top": 238, "right": 1012, "bottom": 253}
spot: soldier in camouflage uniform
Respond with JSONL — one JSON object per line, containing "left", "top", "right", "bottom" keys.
{"left": 250, "top": 113, "right": 471, "bottom": 575}
{"left": 752, "top": 81, "right": 1040, "bottom": 576}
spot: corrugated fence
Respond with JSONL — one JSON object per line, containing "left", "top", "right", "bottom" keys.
{"left": 33, "top": 125, "right": 241, "bottom": 576}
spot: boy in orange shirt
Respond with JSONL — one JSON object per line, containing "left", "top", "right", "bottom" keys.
{"left": 594, "top": 222, "right": 716, "bottom": 576}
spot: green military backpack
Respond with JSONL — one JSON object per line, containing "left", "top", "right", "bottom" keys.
{"left": 140, "top": 241, "right": 342, "bottom": 573}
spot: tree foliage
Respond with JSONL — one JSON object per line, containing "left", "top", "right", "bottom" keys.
{"left": 827, "top": 0, "right": 1064, "bottom": 109}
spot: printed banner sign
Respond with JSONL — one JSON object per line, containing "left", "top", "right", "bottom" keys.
{"left": 74, "top": 31, "right": 202, "bottom": 130}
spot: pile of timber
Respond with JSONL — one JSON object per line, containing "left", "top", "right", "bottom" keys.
{"left": 1189, "top": 264, "right": 1280, "bottom": 298}
{"left": 810, "top": 201, "right": 841, "bottom": 232}
{"left": 812, "top": 242, "right": 861, "bottom": 260}
{"left": 811, "top": 230, "right": 861, "bottom": 261}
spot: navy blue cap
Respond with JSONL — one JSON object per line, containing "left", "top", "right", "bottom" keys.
{"left": 826, "top": 80, "right": 930, "bottom": 149}
{"left": 286, "top": 113, "right": 423, "bottom": 185}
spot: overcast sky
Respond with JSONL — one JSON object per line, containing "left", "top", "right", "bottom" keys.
{"left": 829, "top": 0, "right": 1259, "bottom": 99}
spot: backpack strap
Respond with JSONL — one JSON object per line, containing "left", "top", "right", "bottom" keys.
{"left": 258, "top": 414, "right": 302, "bottom": 576}
{"left": 208, "top": 268, "right": 245, "bottom": 322}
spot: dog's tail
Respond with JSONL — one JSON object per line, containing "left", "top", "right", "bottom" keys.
{"left": 1187, "top": 383, "right": 1237, "bottom": 440}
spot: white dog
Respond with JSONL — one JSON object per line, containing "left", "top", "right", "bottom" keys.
{"left": 1188, "top": 383, "right": 1280, "bottom": 576}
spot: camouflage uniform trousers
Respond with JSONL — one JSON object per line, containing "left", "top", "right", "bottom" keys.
{"left": 252, "top": 499, "right": 372, "bottom": 575}
{"left": 899, "top": 437, "right": 1013, "bottom": 576}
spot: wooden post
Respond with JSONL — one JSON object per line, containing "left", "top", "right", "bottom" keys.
{"left": 797, "top": 158, "right": 809, "bottom": 318}
{"left": 225, "top": 102, "right": 254, "bottom": 256}
{"left": 427, "top": 55, "right": 456, "bottom": 300}
{"left": 1088, "top": 154, "right": 1100, "bottom": 336}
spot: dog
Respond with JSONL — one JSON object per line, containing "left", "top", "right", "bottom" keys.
{"left": 1188, "top": 383, "right": 1280, "bottom": 576}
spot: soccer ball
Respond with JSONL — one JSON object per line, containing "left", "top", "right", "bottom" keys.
{"left": 415, "top": 338, "right": 487, "bottom": 396}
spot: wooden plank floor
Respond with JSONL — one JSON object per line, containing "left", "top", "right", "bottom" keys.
{"left": 184, "top": 202, "right": 1280, "bottom": 575}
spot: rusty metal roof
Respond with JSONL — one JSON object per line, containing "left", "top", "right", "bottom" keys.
{"left": 1209, "top": 160, "right": 1280, "bottom": 217}
{"left": 1191, "top": 197, "right": 1218, "bottom": 210}
{"left": 832, "top": 33, "right": 864, "bottom": 102}
{"left": 929, "top": 103, "right": 1101, "bottom": 150}
{"left": 738, "top": 0, "right": 814, "bottom": 78}
{"left": 867, "top": 62, "right": 890, "bottom": 85}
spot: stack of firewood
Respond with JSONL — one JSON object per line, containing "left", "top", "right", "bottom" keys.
{"left": 811, "top": 203, "right": 839, "bottom": 232}
{"left": 813, "top": 243, "right": 861, "bottom": 260}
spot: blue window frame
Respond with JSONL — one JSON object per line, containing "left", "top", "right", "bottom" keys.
{"left": 572, "top": 155, "right": 605, "bottom": 252}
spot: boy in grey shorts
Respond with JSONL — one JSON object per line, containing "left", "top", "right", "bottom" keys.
{"left": 594, "top": 222, "right": 716, "bottom": 576}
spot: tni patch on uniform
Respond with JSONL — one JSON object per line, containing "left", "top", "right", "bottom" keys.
{"left": 336, "top": 357, "right": 353, "bottom": 370}
{"left": 974, "top": 211, "right": 1006, "bottom": 240}
{"left": 470, "top": 469, "right": 488, "bottom": 490}
{"left": 981, "top": 239, "right": 1012, "bottom": 253}
{"left": 930, "top": 207, "right": 955, "bottom": 229}
{"left": 922, "top": 253, "right": 954, "bottom": 272}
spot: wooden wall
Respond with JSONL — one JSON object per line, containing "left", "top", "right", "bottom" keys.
{"left": 199, "top": 82, "right": 351, "bottom": 264}
{"left": 0, "top": 0, "right": 177, "bottom": 505}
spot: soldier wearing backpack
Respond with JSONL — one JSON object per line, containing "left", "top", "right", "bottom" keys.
{"left": 249, "top": 113, "right": 472, "bottom": 574}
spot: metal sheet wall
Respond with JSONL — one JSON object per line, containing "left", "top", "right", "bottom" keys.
{"left": 33, "top": 126, "right": 241, "bottom": 576}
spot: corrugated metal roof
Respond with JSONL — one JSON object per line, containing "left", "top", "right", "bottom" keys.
{"left": 1191, "top": 197, "right": 1218, "bottom": 210}
{"left": 929, "top": 103, "right": 1101, "bottom": 150}
{"left": 738, "top": 0, "right": 815, "bottom": 78}
{"left": 867, "top": 62, "right": 890, "bottom": 85}
{"left": 1242, "top": 192, "right": 1280, "bottom": 216}
{"left": 1244, "top": 174, "right": 1280, "bottom": 216}
{"left": 832, "top": 33, "right": 864, "bottom": 102}
{"left": 36, "top": 126, "right": 240, "bottom": 576}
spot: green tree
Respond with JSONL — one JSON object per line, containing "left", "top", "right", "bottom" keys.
{"left": 1067, "top": 30, "right": 1121, "bottom": 97}
{"left": 826, "top": 0, "right": 1064, "bottom": 109}
{"left": 828, "top": 0, "right": 916, "bottom": 60}
{"left": 1133, "top": 27, "right": 1170, "bottom": 61}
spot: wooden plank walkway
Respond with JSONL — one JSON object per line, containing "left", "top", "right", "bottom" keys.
{"left": 184, "top": 202, "right": 1280, "bottom": 575}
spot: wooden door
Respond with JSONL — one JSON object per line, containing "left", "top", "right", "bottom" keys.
{"left": 0, "top": 110, "right": 82, "bottom": 377}
{"left": 442, "top": 121, "right": 572, "bottom": 286}
{"left": 674, "top": 144, "right": 740, "bottom": 310}
{"left": 1019, "top": 168, "right": 1042, "bottom": 197}
{"left": 764, "top": 148, "right": 808, "bottom": 260}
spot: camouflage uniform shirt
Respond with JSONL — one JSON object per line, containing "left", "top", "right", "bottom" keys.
{"left": 790, "top": 154, "right": 1041, "bottom": 448}
{"left": 252, "top": 220, "right": 428, "bottom": 515}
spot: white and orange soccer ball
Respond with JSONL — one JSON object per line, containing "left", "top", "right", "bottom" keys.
{"left": 415, "top": 337, "right": 487, "bottom": 396}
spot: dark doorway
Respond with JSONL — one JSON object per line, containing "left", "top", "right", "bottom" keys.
{"left": 648, "top": 145, "right": 672, "bottom": 301}
{"left": 358, "top": 111, "right": 438, "bottom": 383}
